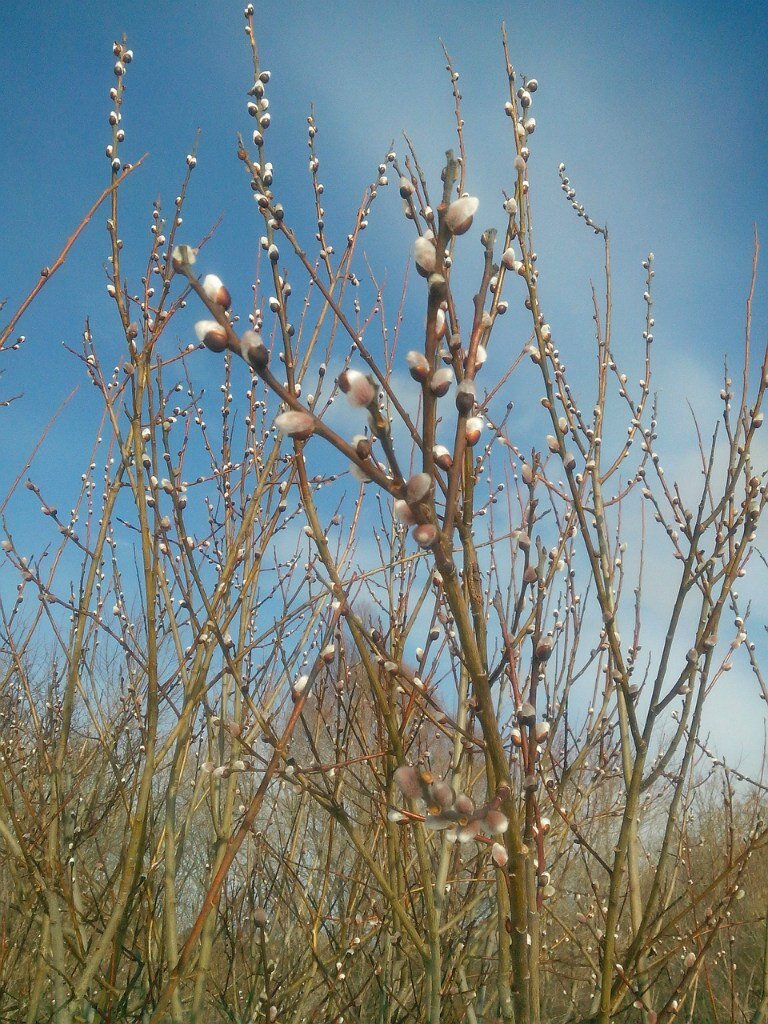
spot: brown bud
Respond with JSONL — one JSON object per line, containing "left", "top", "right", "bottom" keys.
{"left": 430, "top": 367, "right": 454, "bottom": 397}
{"left": 202, "top": 274, "right": 232, "bottom": 310}
{"left": 518, "top": 702, "right": 536, "bottom": 725}
{"left": 433, "top": 444, "right": 453, "bottom": 471}
{"left": 536, "top": 637, "right": 554, "bottom": 661}
{"left": 465, "top": 416, "right": 483, "bottom": 446}
{"left": 354, "top": 435, "right": 372, "bottom": 459}
{"left": 239, "top": 329, "right": 268, "bottom": 370}
{"left": 406, "top": 350, "right": 430, "bottom": 383}
{"left": 195, "top": 320, "right": 228, "bottom": 353}
{"left": 455, "top": 379, "right": 476, "bottom": 415}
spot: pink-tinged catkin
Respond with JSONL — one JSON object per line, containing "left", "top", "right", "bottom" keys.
{"left": 338, "top": 369, "right": 376, "bottom": 407}
{"left": 274, "top": 410, "right": 315, "bottom": 440}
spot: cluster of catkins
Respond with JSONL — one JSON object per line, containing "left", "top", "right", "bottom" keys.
{"left": 172, "top": 245, "right": 270, "bottom": 372}
{"left": 176, "top": 172, "right": 505, "bottom": 562}
{"left": 390, "top": 765, "right": 509, "bottom": 853}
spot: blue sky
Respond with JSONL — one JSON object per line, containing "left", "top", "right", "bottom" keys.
{"left": 2, "top": 1, "right": 767, "bottom": 448}
{"left": 1, "top": 1, "right": 767, "bottom": 769}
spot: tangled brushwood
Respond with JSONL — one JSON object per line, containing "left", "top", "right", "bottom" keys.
{"left": 0, "top": 10, "right": 767, "bottom": 1024}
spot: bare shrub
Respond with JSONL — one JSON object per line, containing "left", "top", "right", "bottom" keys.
{"left": 1, "top": 15, "right": 766, "bottom": 1024}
